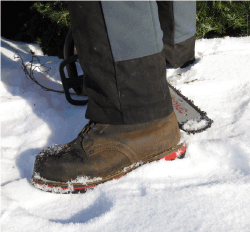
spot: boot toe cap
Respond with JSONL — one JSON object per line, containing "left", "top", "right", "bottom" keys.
{"left": 33, "top": 145, "right": 85, "bottom": 182}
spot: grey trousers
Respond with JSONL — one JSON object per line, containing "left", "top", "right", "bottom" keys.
{"left": 67, "top": 1, "right": 196, "bottom": 125}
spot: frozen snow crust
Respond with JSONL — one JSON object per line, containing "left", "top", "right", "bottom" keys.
{"left": 1, "top": 36, "right": 250, "bottom": 231}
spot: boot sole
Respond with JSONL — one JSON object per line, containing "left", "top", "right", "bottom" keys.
{"left": 32, "top": 143, "right": 186, "bottom": 194}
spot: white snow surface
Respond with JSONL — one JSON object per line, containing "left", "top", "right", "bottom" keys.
{"left": 1, "top": 36, "right": 250, "bottom": 231}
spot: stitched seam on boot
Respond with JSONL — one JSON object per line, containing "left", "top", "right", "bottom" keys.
{"left": 88, "top": 140, "right": 139, "bottom": 164}
{"left": 100, "top": 124, "right": 109, "bottom": 134}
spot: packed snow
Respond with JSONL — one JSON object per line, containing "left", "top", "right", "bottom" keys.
{"left": 182, "top": 118, "right": 209, "bottom": 131}
{"left": 1, "top": 36, "right": 250, "bottom": 232}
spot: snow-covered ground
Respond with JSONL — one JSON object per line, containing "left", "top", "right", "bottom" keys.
{"left": 1, "top": 36, "right": 250, "bottom": 232}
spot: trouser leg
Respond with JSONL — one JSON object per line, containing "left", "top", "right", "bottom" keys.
{"left": 67, "top": 1, "right": 173, "bottom": 125}
{"left": 157, "top": 1, "right": 196, "bottom": 68}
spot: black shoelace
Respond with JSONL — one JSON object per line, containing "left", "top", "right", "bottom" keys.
{"left": 80, "top": 121, "right": 96, "bottom": 139}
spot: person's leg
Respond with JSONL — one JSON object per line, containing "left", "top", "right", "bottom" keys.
{"left": 32, "top": 2, "right": 185, "bottom": 193}
{"left": 68, "top": 1, "right": 173, "bottom": 125}
{"left": 157, "top": 1, "right": 196, "bottom": 68}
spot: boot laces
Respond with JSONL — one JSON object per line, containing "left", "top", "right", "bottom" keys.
{"left": 80, "top": 121, "right": 96, "bottom": 139}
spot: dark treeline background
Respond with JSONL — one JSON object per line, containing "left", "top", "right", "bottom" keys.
{"left": 2, "top": 1, "right": 249, "bottom": 58}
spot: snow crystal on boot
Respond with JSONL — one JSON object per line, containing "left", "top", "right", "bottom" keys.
{"left": 37, "top": 144, "right": 68, "bottom": 157}
{"left": 32, "top": 172, "right": 49, "bottom": 183}
{"left": 69, "top": 176, "right": 102, "bottom": 185}
{"left": 123, "top": 161, "right": 143, "bottom": 172}
{"left": 33, "top": 181, "right": 73, "bottom": 194}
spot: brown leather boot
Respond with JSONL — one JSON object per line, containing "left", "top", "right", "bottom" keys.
{"left": 32, "top": 111, "right": 185, "bottom": 193}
